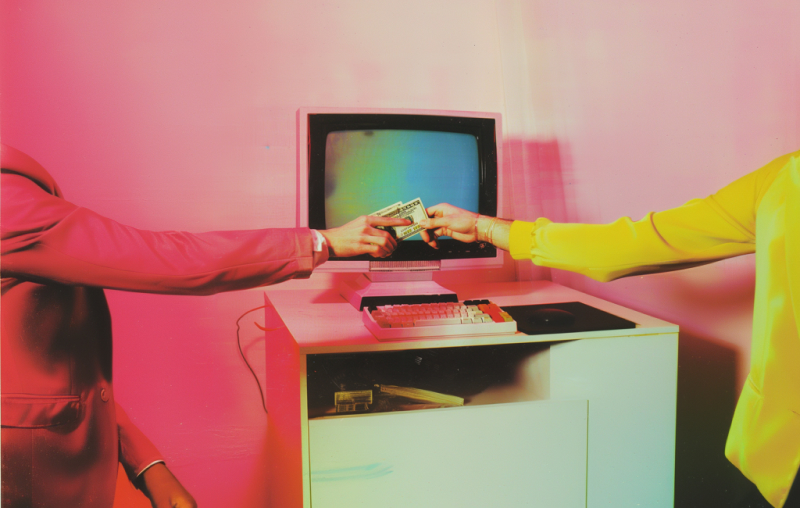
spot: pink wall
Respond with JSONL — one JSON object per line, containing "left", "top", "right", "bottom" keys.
{"left": 2, "top": 0, "right": 799, "bottom": 506}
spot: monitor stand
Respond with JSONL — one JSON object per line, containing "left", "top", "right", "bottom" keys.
{"left": 342, "top": 261, "right": 458, "bottom": 310}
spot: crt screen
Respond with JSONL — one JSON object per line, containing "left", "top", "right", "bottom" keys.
{"left": 324, "top": 129, "right": 480, "bottom": 240}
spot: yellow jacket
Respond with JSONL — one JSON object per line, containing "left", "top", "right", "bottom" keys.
{"left": 509, "top": 150, "right": 800, "bottom": 508}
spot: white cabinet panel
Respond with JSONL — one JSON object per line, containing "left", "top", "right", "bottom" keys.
{"left": 551, "top": 334, "right": 678, "bottom": 507}
{"left": 309, "top": 400, "right": 588, "bottom": 508}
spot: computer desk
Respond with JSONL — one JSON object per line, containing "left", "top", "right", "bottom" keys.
{"left": 263, "top": 280, "right": 678, "bottom": 508}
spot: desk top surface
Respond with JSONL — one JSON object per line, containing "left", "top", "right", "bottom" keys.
{"left": 263, "top": 280, "right": 678, "bottom": 354}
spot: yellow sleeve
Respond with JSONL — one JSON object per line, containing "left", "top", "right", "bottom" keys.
{"left": 508, "top": 152, "right": 795, "bottom": 282}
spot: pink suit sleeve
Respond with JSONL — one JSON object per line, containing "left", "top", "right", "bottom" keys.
{"left": 0, "top": 172, "right": 318, "bottom": 294}
{"left": 115, "top": 404, "right": 165, "bottom": 480}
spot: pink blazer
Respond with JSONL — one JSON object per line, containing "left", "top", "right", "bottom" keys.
{"left": 0, "top": 145, "right": 319, "bottom": 507}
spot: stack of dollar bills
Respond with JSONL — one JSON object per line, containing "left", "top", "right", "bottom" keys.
{"left": 370, "top": 197, "right": 428, "bottom": 240}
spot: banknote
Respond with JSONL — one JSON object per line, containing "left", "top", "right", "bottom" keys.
{"left": 370, "top": 201, "right": 403, "bottom": 237}
{"left": 387, "top": 197, "right": 428, "bottom": 240}
{"left": 370, "top": 201, "right": 402, "bottom": 218}
{"left": 368, "top": 198, "right": 428, "bottom": 240}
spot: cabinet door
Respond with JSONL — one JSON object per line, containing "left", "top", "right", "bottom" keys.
{"left": 308, "top": 400, "right": 588, "bottom": 508}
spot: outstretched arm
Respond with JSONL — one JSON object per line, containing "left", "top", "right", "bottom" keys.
{"left": 0, "top": 172, "right": 318, "bottom": 293}
{"left": 420, "top": 152, "right": 796, "bottom": 282}
{"left": 0, "top": 147, "right": 409, "bottom": 293}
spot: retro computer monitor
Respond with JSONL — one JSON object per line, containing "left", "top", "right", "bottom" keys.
{"left": 297, "top": 107, "right": 504, "bottom": 309}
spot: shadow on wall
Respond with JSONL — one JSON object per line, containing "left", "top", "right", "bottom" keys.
{"left": 502, "top": 137, "right": 575, "bottom": 281}
{"left": 676, "top": 330, "right": 772, "bottom": 508}
{"left": 502, "top": 137, "right": 575, "bottom": 224}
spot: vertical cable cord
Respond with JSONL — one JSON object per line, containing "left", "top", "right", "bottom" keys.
{"left": 236, "top": 305, "right": 275, "bottom": 415}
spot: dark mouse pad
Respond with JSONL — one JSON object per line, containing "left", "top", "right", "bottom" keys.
{"left": 502, "top": 301, "right": 637, "bottom": 335}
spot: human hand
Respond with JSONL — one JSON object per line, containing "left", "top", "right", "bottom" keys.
{"left": 419, "top": 203, "right": 480, "bottom": 248}
{"left": 140, "top": 463, "right": 197, "bottom": 508}
{"left": 319, "top": 215, "right": 412, "bottom": 258}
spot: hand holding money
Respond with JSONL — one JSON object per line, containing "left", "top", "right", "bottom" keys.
{"left": 419, "top": 203, "right": 480, "bottom": 248}
{"left": 370, "top": 197, "right": 430, "bottom": 241}
{"left": 420, "top": 203, "right": 513, "bottom": 252}
{"left": 319, "top": 215, "right": 412, "bottom": 258}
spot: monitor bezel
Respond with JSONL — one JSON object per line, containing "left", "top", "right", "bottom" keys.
{"left": 301, "top": 110, "right": 500, "bottom": 263}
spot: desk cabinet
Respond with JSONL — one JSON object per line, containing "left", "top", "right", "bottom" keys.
{"left": 264, "top": 281, "right": 677, "bottom": 508}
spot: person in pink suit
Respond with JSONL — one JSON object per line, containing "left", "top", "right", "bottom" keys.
{"left": 0, "top": 144, "right": 409, "bottom": 508}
